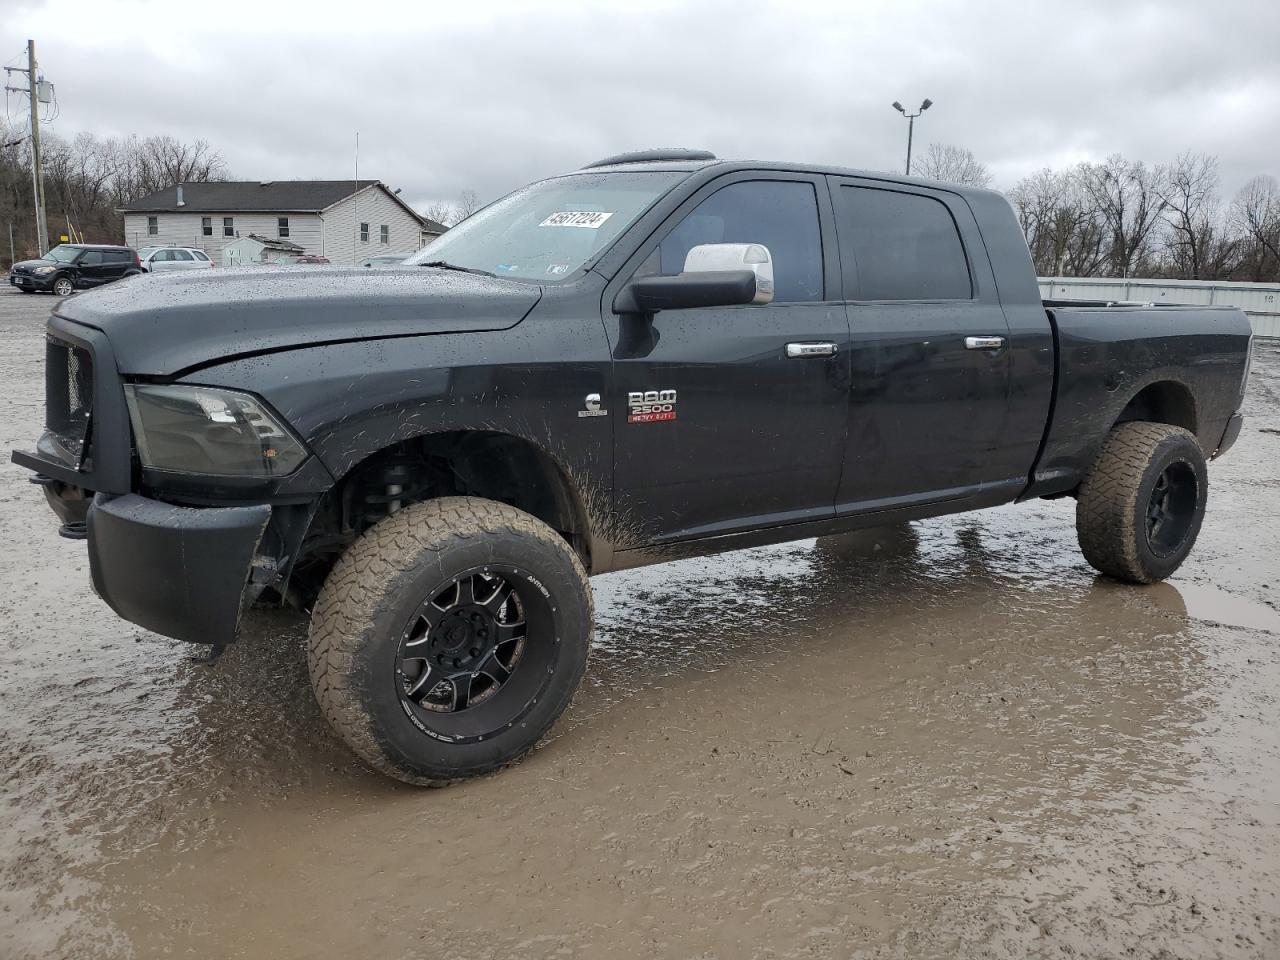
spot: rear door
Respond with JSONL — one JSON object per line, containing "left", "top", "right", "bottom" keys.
{"left": 106, "top": 249, "right": 132, "bottom": 279}
{"left": 827, "top": 178, "right": 1016, "bottom": 510}
{"left": 604, "top": 173, "right": 850, "bottom": 546}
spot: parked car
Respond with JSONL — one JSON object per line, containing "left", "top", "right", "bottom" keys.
{"left": 138, "top": 246, "right": 215, "bottom": 273}
{"left": 13, "top": 149, "right": 1253, "bottom": 787}
{"left": 360, "top": 252, "right": 416, "bottom": 268}
{"left": 271, "top": 255, "right": 331, "bottom": 265}
{"left": 8, "top": 243, "right": 143, "bottom": 297}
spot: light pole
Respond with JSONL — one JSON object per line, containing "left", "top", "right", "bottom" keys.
{"left": 892, "top": 98, "right": 932, "bottom": 175}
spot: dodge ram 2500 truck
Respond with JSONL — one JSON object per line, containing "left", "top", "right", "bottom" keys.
{"left": 13, "top": 149, "right": 1253, "bottom": 785}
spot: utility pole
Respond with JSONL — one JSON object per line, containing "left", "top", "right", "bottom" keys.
{"left": 5, "top": 40, "right": 50, "bottom": 254}
{"left": 891, "top": 98, "right": 933, "bottom": 176}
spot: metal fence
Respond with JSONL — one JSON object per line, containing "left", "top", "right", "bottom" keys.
{"left": 1038, "top": 277, "right": 1280, "bottom": 338}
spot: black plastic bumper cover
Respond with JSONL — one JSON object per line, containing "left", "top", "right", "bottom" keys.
{"left": 87, "top": 493, "right": 271, "bottom": 645}
{"left": 1214, "top": 412, "right": 1244, "bottom": 459}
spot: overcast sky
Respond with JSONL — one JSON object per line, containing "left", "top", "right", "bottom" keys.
{"left": 3, "top": 0, "right": 1277, "bottom": 212}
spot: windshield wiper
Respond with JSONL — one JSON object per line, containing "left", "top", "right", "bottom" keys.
{"left": 417, "top": 260, "right": 497, "bottom": 279}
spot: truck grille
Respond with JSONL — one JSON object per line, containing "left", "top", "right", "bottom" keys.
{"left": 45, "top": 334, "right": 94, "bottom": 462}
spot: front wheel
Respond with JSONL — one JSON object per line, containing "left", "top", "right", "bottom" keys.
{"left": 52, "top": 276, "right": 74, "bottom": 298}
{"left": 1076, "top": 421, "right": 1208, "bottom": 583}
{"left": 308, "top": 497, "right": 593, "bottom": 785}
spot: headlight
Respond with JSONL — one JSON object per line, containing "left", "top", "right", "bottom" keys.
{"left": 124, "top": 384, "right": 308, "bottom": 477}
{"left": 34, "top": 265, "right": 56, "bottom": 275}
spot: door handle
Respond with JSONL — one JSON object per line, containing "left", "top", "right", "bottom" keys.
{"left": 964, "top": 335, "right": 1006, "bottom": 351}
{"left": 786, "top": 342, "right": 838, "bottom": 358}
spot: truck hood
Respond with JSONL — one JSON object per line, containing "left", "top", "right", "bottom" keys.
{"left": 56, "top": 266, "right": 543, "bottom": 377}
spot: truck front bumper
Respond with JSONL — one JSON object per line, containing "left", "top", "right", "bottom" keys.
{"left": 87, "top": 493, "right": 271, "bottom": 645}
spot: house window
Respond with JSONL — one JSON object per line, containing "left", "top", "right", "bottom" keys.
{"left": 359, "top": 222, "right": 369, "bottom": 243}
{"left": 223, "top": 217, "right": 235, "bottom": 238}
{"left": 201, "top": 217, "right": 212, "bottom": 237}
{"left": 278, "top": 217, "right": 290, "bottom": 238}
{"left": 380, "top": 224, "right": 389, "bottom": 244}
{"left": 147, "top": 216, "right": 158, "bottom": 236}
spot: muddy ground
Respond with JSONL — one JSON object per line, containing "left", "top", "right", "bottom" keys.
{"left": 0, "top": 285, "right": 1277, "bottom": 959}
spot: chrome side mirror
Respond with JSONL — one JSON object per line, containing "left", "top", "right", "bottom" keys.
{"left": 683, "top": 243, "right": 775, "bottom": 305}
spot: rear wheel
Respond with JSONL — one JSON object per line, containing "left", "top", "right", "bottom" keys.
{"left": 308, "top": 497, "right": 593, "bottom": 785}
{"left": 52, "top": 276, "right": 74, "bottom": 298}
{"left": 1076, "top": 421, "right": 1207, "bottom": 583}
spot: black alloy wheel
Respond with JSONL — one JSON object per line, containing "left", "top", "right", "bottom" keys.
{"left": 1144, "top": 460, "right": 1198, "bottom": 557}
{"left": 395, "top": 565, "right": 555, "bottom": 744}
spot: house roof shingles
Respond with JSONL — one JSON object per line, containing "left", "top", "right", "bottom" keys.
{"left": 124, "top": 180, "right": 381, "bottom": 213}
{"left": 122, "top": 181, "right": 447, "bottom": 233}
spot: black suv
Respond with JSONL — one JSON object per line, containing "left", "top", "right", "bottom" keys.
{"left": 9, "top": 243, "right": 143, "bottom": 297}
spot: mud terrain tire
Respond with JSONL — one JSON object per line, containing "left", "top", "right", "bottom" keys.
{"left": 308, "top": 497, "right": 592, "bottom": 785}
{"left": 1076, "top": 421, "right": 1207, "bottom": 584}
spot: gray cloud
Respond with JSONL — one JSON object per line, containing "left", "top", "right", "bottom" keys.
{"left": 3, "top": 0, "right": 1277, "bottom": 210}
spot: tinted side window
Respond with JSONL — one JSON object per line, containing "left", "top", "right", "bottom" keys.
{"left": 659, "top": 180, "right": 823, "bottom": 303}
{"left": 835, "top": 186, "right": 971, "bottom": 300}
{"left": 171, "top": 249, "right": 193, "bottom": 261}
{"left": 108, "top": 250, "right": 131, "bottom": 263}
{"left": 79, "top": 250, "right": 104, "bottom": 265}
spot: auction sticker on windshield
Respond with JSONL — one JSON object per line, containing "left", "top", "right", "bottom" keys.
{"left": 539, "top": 211, "right": 614, "bottom": 228}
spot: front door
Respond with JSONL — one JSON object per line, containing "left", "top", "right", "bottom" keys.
{"left": 604, "top": 175, "right": 850, "bottom": 547}
{"left": 75, "top": 249, "right": 106, "bottom": 286}
{"left": 827, "top": 178, "right": 1015, "bottom": 510}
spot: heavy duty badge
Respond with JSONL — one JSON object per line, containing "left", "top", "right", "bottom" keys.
{"left": 627, "top": 390, "right": 677, "bottom": 423}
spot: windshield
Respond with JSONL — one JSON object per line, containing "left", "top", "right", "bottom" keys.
{"left": 406, "top": 171, "right": 686, "bottom": 282}
{"left": 46, "top": 245, "right": 81, "bottom": 263}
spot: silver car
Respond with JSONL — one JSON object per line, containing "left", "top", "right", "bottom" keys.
{"left": 138, "top": 247, "right": 215, "bottom": 273}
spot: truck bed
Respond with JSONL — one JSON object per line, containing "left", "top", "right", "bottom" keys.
{"left": 1023, "top": 302, "right": 1253, "bottom": 499}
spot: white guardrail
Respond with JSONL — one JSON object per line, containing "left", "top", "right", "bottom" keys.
{"left": 1038, "top": 277, "right": 1280, "bottom": 338}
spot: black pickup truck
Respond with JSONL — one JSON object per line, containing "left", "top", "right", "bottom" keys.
{"left": 13, "top": 149, "right": 1253, "bottom": 785}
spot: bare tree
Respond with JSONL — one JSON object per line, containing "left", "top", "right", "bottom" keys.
{"left": 1075, "top": 155, "right": 1169, "bottom": 277}
{"left": 0, "top": 125, "right": 230, "bottom": 263}
{"left": 1008, "top": 167, "right": 1105, "bottom": 276}
{"left": 456, "top": 189, "right": 481, "bottom": 220}
{"left": 914, "top": 143, "right": 992, "bottom": 187}
{"left": 111, "top": 135, "right": 227, "bottom": 204}
{"left": 1159, "top": 152, "right": 1238, "bottom": 279}
{"left": 423, "top": 189, "right": 482, "bottom": 227}
{"left": 1231, "top": 175, "right": 1280, "bottom": 282}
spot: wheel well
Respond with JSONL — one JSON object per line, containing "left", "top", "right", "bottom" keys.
{"left": 1114, "top": 381, "right": 1197, "bottom": 436}
{"left": 289, "top": 432, "right": 592, "bottom": 602}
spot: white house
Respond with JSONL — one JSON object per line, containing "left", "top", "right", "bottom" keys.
{"left": 120, "top": 180, "right": 448, "bottom": 267}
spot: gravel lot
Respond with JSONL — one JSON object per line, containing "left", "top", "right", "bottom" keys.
{"left": 1, "top": 284, "right": 1278, "bottom": 959}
